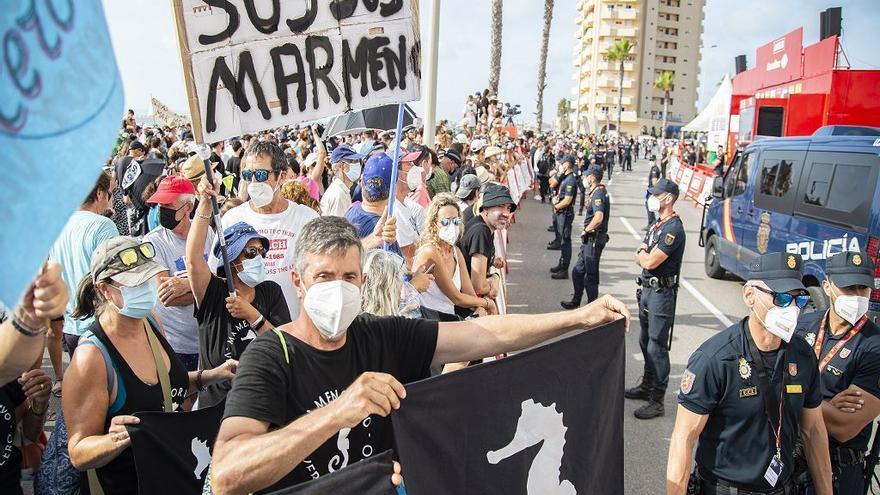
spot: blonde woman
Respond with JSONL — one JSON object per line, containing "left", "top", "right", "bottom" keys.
{"left": 413, "top": 194, "right": 496, "bottom": 319}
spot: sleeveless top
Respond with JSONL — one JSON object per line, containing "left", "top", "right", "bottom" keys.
{"left": 419, "top": 249, "right": 462, "bottom": 316}
{"left": 88, "top": 319, "right": 189, "bottom": 495}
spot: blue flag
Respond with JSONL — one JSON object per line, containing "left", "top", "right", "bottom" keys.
{"left": 0, "top": 0, "right": 123, "bottom": 305}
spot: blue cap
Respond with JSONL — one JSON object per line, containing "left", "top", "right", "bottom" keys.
{"left": 330, "top": 144, "right": 365, "bottom": 164}
{"left": 361, "top": 153, "right": 394, "bottom": 198}
{"left": 748, "top": 252, "right": 806, "bottom": 293}
{"left": 213, "top": 222, "right": 269, "bottom": 265}
{"left": 585, "top": 165, "right": 604, "bottom": 180}
{"left": 825, "top": 251, "right": 876, "bottom": 288}
{"left": 647, "top": 178, "right": 680, "bottom": 197}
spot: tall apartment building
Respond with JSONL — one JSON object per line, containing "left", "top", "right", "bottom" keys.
{"left": 571, "top": 0, "right": 705, "bottom": 137}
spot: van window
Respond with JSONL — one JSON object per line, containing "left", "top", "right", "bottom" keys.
{"left": 796, "top": 151, "right": 878, "bottom": 230}
{"left": 754, "top": 151, "right": 803, "bottom": 214}
{"left": 723, "top": 152, "right": 751, "bottom": 197}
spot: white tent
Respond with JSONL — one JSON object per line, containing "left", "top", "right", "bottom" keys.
{"left": 682, "top": 74, "right": 732, "bottom": 142}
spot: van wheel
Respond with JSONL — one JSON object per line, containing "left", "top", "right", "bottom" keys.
{"left": 806, "top": 286, "right": 829, "bottom": 314}
{"left": 704, "top": 236, "right": 725, "bottom": 279}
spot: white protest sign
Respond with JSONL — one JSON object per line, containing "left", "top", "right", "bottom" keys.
{"left": 172, "top": 0, "right": 422, "bottom": 143}
{"left": 151, "top": 97, "right": 190, "bottom": 126}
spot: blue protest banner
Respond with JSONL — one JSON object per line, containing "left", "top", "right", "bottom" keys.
{"left": 0, "top": 0, "right": 124, "bottom": 305}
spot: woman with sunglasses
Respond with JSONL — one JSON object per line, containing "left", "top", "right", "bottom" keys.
{"left": 64, "top": 237, "right": 236, "bottom": 494}
{"left": 413, "top": 194, "right": 497, "bottom": 322}
{"left": 186, "top": 182, "right": 292, "bottom": 408}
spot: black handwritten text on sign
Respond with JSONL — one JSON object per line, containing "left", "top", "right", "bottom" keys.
{"left": 176, "top": 0, "right": 421, "bottom": 143}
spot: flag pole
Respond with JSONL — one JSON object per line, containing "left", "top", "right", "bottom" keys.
{"left": 202, "top": 158, "right": 236, "bottom": 296}
{"left": 384, "top": 103, "right": 406, "bottom": 250}
{"left": 422, "top": 0, "right": 441, "bottom": 148}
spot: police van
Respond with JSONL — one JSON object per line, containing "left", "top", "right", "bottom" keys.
{"left": 700, "top": 126, "right": 880, "bottom": 318}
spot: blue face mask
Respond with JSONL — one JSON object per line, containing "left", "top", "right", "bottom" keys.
{"left": 346, "top": 162, "right": 362, "bottom": 182}
{"left": 237, "top": 256, "right": 266, "bottom": 288}
{"left": 112, "top": 279, "right": 158, "bottom": 319}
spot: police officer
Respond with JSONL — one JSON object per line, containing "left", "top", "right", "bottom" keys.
{"left": 548, "top": 159, "right": 577, "bottom": 279}
{"left": 794, "top": 251, "right": 880, "bottom": 494}
{"left": 666, "top": 253, "right": 833, "bottom": 495}
{"left": 626, "top": 178, "right": 685, "bottom": 419}
{"left": 646, "top": 155, "right": 661, "bottom": 229}
{"left": 561, "top": 165, "right": 609, "bottom": 307}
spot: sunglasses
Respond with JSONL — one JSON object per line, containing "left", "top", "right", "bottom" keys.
{"left": 241, "top": 169, "right": 272, "bottom": 182}
{"left": 439, "top": 217, "right": 462, "bottom": 227}
{"left": 242, "top": 246, "right": 267, "bottom": 260}
{"left": 753, "top": 286, "right": 810, "bottom": 309}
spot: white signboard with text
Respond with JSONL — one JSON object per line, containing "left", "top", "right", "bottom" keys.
{"left": 172, "top": 0, "right": 422, "bottom": 143}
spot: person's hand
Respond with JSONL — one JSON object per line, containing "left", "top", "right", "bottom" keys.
{"left": 486, "top": 298, "right": 498, "bottom": 315}
{"left": 329, "top": 372, "right": 406, "bottom": 429}
{"left": 197, "top": 176, "right": 220, "bottom": 204}
{"left": 157, "top": 276, "right": 192, "bottom": 307}
{"left": 391, "top": 461, "right": 403, "bottom": 486}
{"left": 830, "top": 387, "right": 864, "bottom": 413}
{"left": 18, "top": 262, "right": 68, "bottom": 327}
{"left": 19, "top": 369, "right": 51, "bottom": 409}
{"left": 371, "top": 209, "right": 397, "bottom": 246}
{"left": 409, "top": 265, "right": 434, "bottom": 293}
{"left": 107, "top": 415, "right": 140, "bottom": 453}
{"left": 492, "top": 257, "right": 505, "bottom": 270}
{"left": 579, "top": 294, "right": 630, "bottom": 332}
{"left": 225, "top": 296, "right": 260, "bottom": 322}
{"left": 210, "top": 359, "right": 238, "bottom": 382}
{"left": 487, "top": 276, "right": 500, "bottom": 299}
{"left": 474, "top": 307, "right": 488, "bottom": 317}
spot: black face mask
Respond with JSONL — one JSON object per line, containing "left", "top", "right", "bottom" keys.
{"left": 159, "top": 205, "right": 183, "bottom": 230}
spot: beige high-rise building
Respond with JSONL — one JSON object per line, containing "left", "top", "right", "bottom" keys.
{"left": 571, "top": 0, "right": 705, "bottom": 137}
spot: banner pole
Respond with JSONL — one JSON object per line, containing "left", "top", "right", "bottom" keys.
{"left": 201, "top": 158, "right": 236, "bottom": 296}
{"left": 384, "top": 103, "right": 406, "bottom": 251}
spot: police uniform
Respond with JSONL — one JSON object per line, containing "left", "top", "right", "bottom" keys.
{"left": 680, "top": 253, "right": 823, "bottom": 494}
{"left": 549, "top": 171, "right": 577, "bottom": 277}
{"left": 627, "top": 178, "right": 685, "bottom": 419}
{"left": 794, "top": 251, "right": 880, "bottom": 495}
{"left": 561, "top": 166, "right": 609, "bottom": 306}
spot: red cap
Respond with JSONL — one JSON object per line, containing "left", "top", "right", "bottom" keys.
{"left": 147, "top": 176, "right": 197, "bottom": 205}
{"left": 400, "top": 151, "right": 422, "bottom": 163}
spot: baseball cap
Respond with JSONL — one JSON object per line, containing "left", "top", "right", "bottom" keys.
{"left": 470, "top": 139, "right": 485, "bottom": 152}
{"left": 647, "top": 178, "right": 680, "bottom": 197}
{"left": 330, "top": 144, "right": 365, "bottom": 164}
{"left": 90, "top": 237, "right": 166, "bottom": 287}
{"left": 585, "top": 165, "right": 604, "bottom": 180}
{"left": 454, "top": 133, "right": 469, "bottom": 144}
{"left": 362, "top": 153, "right": 394, "bottom": 197}
{"left": 479, "top": 183, "right": 517, "bottom": 212}
{"left": 455, "top": 174, "right": 481, "bottom": 199}
{"left": 212, "top": 222, "right": 270, "bottom": 266}
{"left": 400, "top": 151, "right": 422, "bottom": 163}
{"left": 441, "top": 148, "right": 462, "bottom": 165}
{"left": 129, "top": 141, "right": 145, "bottom": 152}
{"left": 748, "top": 252, "right": 806, "bottom": 293}
{"left": 825, "top": 251, "right": 876, "bottom": 289}
{"left": 147, "top": 176, "right": 197, "bottom": 205}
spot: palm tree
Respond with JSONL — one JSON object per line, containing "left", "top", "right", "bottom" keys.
{"left": 654, "top": 71, "right": 675, "bottom": 139}
{"left": 605, "top": 39, "right": 634, "bottom": 135}
{"left": 557, "top": 98, "right": 572, "bottom": 132}
{"left": 535, "top": 0, "right": 554, "bottom": 131}
{"left": 488, "top": 0, "right": 503, "bottom": 94}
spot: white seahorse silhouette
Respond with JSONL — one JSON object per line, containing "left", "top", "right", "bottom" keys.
{"left": 191, "top": 437, "right": 211, "bottom": 480}
{"left": 327, "top": 427, "right": 351, "bottom": 473}
{"left": 486, "top": 399, "right": 576, "bottom": 495}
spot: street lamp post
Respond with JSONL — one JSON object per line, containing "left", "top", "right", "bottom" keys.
{"left": 422, "top": 0, "right": 441, "bottom": 149}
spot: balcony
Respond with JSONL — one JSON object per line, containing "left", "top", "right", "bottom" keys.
{"left": 597, "top": 76, "right": 634, "bottom": 89}
{"left": 621, "top": 110, "right": 638, "bottom": 122}
{"left": 596, "top": 60, "right": 636, "bottom": 71}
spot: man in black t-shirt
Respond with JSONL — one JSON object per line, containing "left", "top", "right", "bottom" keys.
{"left": 459, "top": 182, "right": 515, "bottom": 300}
{"left": 210, "top": 216, "right": 630, "bottom": 494}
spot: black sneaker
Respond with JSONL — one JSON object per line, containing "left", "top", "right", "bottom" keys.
{"left": 546, "top": 242, "right": 561, "bottom": 251}
{"left": 560, "top": 297, "right": 582, "bottom": 310}
{"left": 634, "top": 400, "right": 665, "bottom": 419}
{"left": 551, "top": 270, "right": 569, "bottom": 280}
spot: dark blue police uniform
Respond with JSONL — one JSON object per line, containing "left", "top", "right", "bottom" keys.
{"left": 550, "top": 172, "right": 577, "bottom": 275}
{"left": 680, "top": 317, "right": 822, "bottom": 492}
{"left": 794, "top": 251, "right": 880, "bottom": 495}
{"left": 561, "top": 166, "right": 609, "bottom": 306}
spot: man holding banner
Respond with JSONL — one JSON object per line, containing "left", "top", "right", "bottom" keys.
{"left": 209, "top": 216, "right": 629, "bottom": 494}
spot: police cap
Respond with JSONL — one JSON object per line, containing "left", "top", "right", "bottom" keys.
{"left": 747, "top": 252, "right": 806, "bottom": 293}
{"left": 825, "top": 251, "right": 876, "bottom": 289}
{"left": 647, "top": 178, "right": 679, "bottom": 197}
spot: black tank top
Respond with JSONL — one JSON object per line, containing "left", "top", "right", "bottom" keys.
{"left": 90, "top": 319, "right": 189, "bottom": 495}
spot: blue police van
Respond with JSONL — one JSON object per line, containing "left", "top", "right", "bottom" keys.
{"left": 700, "top": 126, "right": 880, "bottom": 319}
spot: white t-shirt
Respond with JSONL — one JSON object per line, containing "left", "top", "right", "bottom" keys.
{"left": 219, "top": 200, "right": 319, "bottom": 318}
{"left": 143, "top": 226, "right": 213, "bottom": 355}
{"left": 320, "top": 178, "right": 352, "bottom": 218}
{"left": 393, "top": 198, "right": 421, "bottom": 248}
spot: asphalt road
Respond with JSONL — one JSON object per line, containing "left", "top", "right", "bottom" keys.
{"left": 504, "top": 157, "right": 749, "bottom": 494}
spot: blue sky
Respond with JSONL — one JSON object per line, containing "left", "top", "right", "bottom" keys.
{"left": 103, "top": 0, "right": 880, "bottom": 127}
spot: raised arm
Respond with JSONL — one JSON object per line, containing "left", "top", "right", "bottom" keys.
{"left": 186, "top": 178, "right": 217, "bottom": 306}
{"left": 309, "top": 126, "right": 327, "bottom": 183}
{"left": 432, "top": 295, "right": 629, "bottom": 366}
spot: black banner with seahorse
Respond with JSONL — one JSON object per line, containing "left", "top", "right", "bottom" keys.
{"left": 391, "top": 320, "right": 626, "bottom": 495}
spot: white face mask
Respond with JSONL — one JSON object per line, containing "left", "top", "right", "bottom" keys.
{"left": 248, "top": 181, "right": 275, "bottom": 208}
{"left": 302, "top": 280, "right": 362, "bottom": 341}
{"left": 832, "top": 286, "right": 869, "bottom": 326}
{"left": 406, "top": 166, "right": 423, "bottom": 192}
{"left": 439, "top": 224, "right": 460, "bottom": 245}
{"left": 237, "top": 256, "right": 266, "bottom": 288}
{"left": 755, "top": 297, "right": 800, "bottom": 343}
{"left": 647, "top": 194, "right": 662, "bottom": 213}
